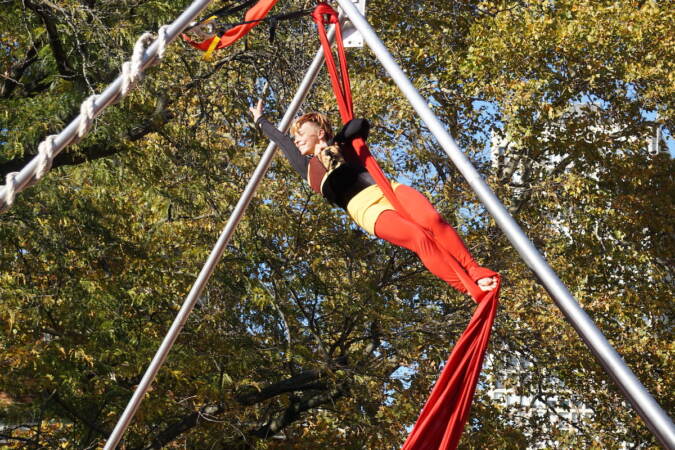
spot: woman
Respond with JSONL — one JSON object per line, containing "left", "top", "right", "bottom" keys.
{"left": 250, "top": 100, "right": 498, "bottom": 293}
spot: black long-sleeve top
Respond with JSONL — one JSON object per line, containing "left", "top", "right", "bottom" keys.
{"left": 256, "top": 116, "right": 376, "bottom": 209}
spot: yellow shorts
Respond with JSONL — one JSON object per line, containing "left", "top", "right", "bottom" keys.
{"left": 346, "top": 182, "right": 401, "bottom": 236}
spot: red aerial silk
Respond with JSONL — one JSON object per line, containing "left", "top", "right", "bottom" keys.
{"left": 312, "top": 4, "right": 501, "bottom": 449}
{"left": 182, "top": 0, "right": 280, "bottom": 51}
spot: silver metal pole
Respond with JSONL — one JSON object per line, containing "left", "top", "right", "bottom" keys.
{"left": 335, "top": 0, "right": 675, "bottom": 447}
{"left": 103, "top": 26, "right": 338, "bottom": 449}
{"left": 0, "top": 0, "right": 217, "bottom": 211}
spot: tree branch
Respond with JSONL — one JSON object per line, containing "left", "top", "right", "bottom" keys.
{"left": 51, "top": 393, "right": 108, "bottom": 437}
{"left": 0, "top": 433, "right": 39, "bottom": 445}
{"left": 235, "top": 356, "right": 348, "bottom": 406}
{"left": 1, "top": 51, "right": 246, "bottom": 178}
{"left": 251, "top": 385, "right": 347, "bottom": 439}
{"left": 235, "top": 369, "right": 326, "bottom": 406}
{"left": 1, "top": 42, "right": 41, "bottom": 98}
{"left": 0, "top": 107, "right": 173, "bottom": 178}
{"left": 24, "top": 0, "right": 76, "bottom": 78}
{"left": 142, "top": 404, "right": 224, "bottom": 450}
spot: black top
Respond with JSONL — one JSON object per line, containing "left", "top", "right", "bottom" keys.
{"left": 256, "top": 116, "right": 375, "bottom": 209}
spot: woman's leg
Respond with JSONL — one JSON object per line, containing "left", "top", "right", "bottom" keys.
{"left": 374, "top": 209, "right": 468, "bottom": 292}
{"left": 392, "top": 184, "right": 483, "bottom": 276}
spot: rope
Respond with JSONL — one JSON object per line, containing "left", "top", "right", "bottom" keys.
{"left": 35, "top": 135, "right": 58, "bottom": 181}
{"left": 120, "top": 33, "right": 156, "bottom": 96}
{"left": 3, "top": 173, "right": 17, "bottom": 208}
{"left": 311, "top": 2, "right": 413, "bottom": 223}
{"left": 77, "top": 95, "right": 99, "bottom": 138}
{"left": 0, "top": 0, "right": 218, "bottom": 213}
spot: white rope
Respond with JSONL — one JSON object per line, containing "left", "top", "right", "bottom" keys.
{"left": 121, "top": 33, "right": 154, "bottom": 96}
{"left": 4, "top": 172, "right": 18, "bottom": 207}
{"left": 0, "top": 15, "right": 180, "bottom": 213}
{"left": 157, "top": 25, "right": 170, "bottom": 59}
{"left": 77, "top": 95, "right": 99, "bottom": 137}
{"left": 35, "top": 135, "right": 58, "bottom": 181}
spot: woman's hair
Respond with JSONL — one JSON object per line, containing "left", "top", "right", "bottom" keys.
{"left": 291, "top": 112, "right": 334, "bottom": 142}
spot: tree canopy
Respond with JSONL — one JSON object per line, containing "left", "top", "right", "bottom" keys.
{"left": 1, "top": 0, "right": 672, "bottom": 448}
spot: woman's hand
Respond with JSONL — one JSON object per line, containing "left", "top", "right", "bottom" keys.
{"left": 477, "top": 276, "right": 498, "bottom": 292}
{"left": 249, "top": 98, "right": 264, "bottom": 123}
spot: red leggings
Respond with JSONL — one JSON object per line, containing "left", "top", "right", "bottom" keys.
{"left": 373, "top": 185, "right": 483, "bottom": 293}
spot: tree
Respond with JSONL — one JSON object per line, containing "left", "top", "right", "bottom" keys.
{"left": 1, "top": 0, "right": 672, "bottom": 448}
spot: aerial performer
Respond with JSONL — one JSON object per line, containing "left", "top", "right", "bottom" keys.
{"left": 249, "top": 101, "right": 499, "bottom": 295}
{"left": 238, "top": 3, "right": 501, "bottom": 448}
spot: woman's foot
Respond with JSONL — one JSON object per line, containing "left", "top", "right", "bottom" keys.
{"left": 477, "top": 276, "right": 498, "bottom": 292}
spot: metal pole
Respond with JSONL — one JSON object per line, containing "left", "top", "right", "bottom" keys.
{"left": 103, "top": 26, "right": 338, "bottom": 449}
{"left": 0, "top": 0, "right": 217, "bottom": 212}
{"left": 335, "top": 0, "right": 675, "bottom": 447}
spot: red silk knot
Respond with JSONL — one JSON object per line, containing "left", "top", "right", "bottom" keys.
{"left": 312, "top": 3, "right": 502, "bottom": 449}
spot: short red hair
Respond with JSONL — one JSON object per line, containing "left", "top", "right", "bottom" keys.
{"left": 291, "top": 112, "right": 334, "bottom": 142}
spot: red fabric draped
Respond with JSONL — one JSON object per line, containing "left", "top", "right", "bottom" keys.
{"left": 401, "top": 285, "right": 500, "bottom": 449}
{"left": 312, "top": 4, "right": 501, "bottom": 449}
{"left": 182, "top": 0, "right": 280, "bottom": 51}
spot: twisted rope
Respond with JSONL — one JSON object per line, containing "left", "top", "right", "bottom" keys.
{"left": 121, "top": 33, "right": 154, "bottom": 96}
{"left": 77, "top": 95, "right": 99, "bottom": 138}
{"left": 3, "top": 173, "right": 17, "bottom": 208}
{"left": 0, "top": 18, "right": 182, "bottom": 213}
{"left": 35, "top": 135, "right": 58, "bottom": 181}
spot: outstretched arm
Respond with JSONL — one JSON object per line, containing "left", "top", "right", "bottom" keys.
{"left": 249, "top": 100, "right": 308, "bottom": 179}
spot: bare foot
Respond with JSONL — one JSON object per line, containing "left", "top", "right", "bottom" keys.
{"left": 477, "top": 276, "right": 498, "bottom": 292}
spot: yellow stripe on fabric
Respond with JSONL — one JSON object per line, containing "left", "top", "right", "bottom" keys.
{"left": 204, "top": 35, "right": 221, "bottom": 60}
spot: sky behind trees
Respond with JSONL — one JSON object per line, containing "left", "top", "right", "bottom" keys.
{"left": 1, "top": 0, "right": 672, "bottom": 448}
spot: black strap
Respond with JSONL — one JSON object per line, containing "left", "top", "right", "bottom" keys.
{"left": 209, "top": 0, "right": 257, "bottom": 18}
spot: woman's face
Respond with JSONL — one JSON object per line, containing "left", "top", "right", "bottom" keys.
{"left": 293, "top": 121, "right": 325, "bottom": 156}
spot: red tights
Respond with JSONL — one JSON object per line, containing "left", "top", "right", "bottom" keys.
{"left": 374, "top": 185, "right": 487, "bottom": 293}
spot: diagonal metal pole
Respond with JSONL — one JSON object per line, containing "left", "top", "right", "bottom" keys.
{"left": 103, "top": 26, "right": 339, "bottom": 450}
{"left": 335, "top": 0, "right": 675, "bottom": 448}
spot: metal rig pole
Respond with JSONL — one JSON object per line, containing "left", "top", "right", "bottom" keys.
{"left": 103, "top": 26, "right": 338, "bottom": 450}
{"left": 335, "top": 0, "right": 675, "bottom": 447}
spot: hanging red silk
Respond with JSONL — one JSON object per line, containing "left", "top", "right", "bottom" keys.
{"left": 182, "top": 0, "right": 280, "bottom": 51}
{"left": 311, "top": 3, "right": 501, "bottom": 449}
